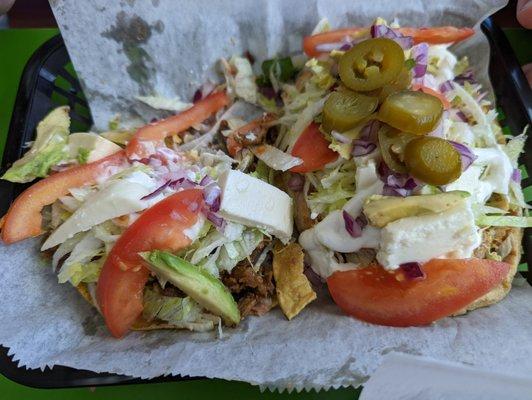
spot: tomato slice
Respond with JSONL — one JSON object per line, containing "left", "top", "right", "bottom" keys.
{"left": 226, "top": 134, "right": 243, "bottom": 158}
{"left": 327, "top": 258, "right": 510, "bottom": 327}
{"left": 97, "top": 189, "right": 204, "bottom": 338}
{"left": 126, "top": 91, "right": 230, "bottom": 159}
{"left": 411, "top": 83, "right": 451, "bottom": 110}
{"left": 399, "top": 26, "right": 475, "bottom": 45}
{"left": 303, "top": 28, "right": 368, "bottom": 57}
{"left": 290, "top": 123, "right": 338, "bottom": 173}
{"left": 1, "top": 151, "right": 127, "bottom": 244}
{"left": 303, "top": 26, "right": 474, "bottom": 57}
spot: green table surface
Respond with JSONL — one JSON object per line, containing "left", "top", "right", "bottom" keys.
{"left": 0, "top": 27, "right": 530, "bottom": 399}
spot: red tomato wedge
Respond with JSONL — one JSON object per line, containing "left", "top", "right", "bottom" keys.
{"left": 327, "top": 258, "right": 510, "bottom": 327}
{"left": 97, "top": 189, "right": 204, "bottom": 338}
{"left": 126, "top": 91, "right": 230, "bottom": 159}
{"left": 303, "top": 26, "right": 474, "bottom": 57}
{"left": 303, "top": 28, "right": 368, "bottom": 57}
{"left": 411, "top": 83, "right": 451, "bottom": 110}
{"left": 225, "top": 114, "right": 276, "bottom": 157}
{"left": 226, "top": 134, "right": 243, "bottom": 158}
{"left": 399, "top": 26, "right": 475, "bottom": 45}
{"left": 1, "top": 151, "right": 127, "bottom": 244}
{"left": 290, "top": 123, "right": 338, "bottom": 173}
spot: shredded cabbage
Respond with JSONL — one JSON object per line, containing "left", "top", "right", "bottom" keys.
{"left": 278, "top": 96, "right": 328, "bottom": 152}
{"left": 503, "top": 133, "right": 527, "bottom": 167}
{"left": 251, "top": 144, "right": 302, "bottom": 171}
{"left": 57, "top": 231, "right": 104, "bottom": 285}
{"left": 184, "top": 222, "right": 264, "bottom": 275}
{"left": 306, "top": 159, "right": 357, "bottom": 218}
{"left": 142, "top": 288, "right": 217, "bottom": 332}
{"left": 222, "top": 56, "right": 258, "bottom": 104}
{"left": 304, "top": 58, "right": 336, "bottom": 90}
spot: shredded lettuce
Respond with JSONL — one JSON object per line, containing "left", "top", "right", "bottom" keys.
{"left": 304, "top": 58, "right": 336, "bottom": 90}
{"left": 76, "top": 147, "right": 90, "bottom": 164}
{"left": 2, "top": 106, "right": 70, "bottom": 183}
{"left": 222, "top": 56, "right": 258, "bottom": 104}
{"left": 250, "top": 160, "right": 271, "bottom": 182}
{"left": 503, "top": 133, "right": 527, "bottom": 167}
{"left": 216, "top": 228, "right": 264, "bottom": 272}
{"left": 454, "top": 56, "right": 469, "bottom": 76}
{"left": 250, "top": 144, "right": 303, "bottom": 171}
{"left": 183, "top": 222, "right": 264, "bottom": 275}
{"left": 328, "top": 136, "right": 352, "bottom": 160}
{"left": 58, "top": 261, "right": 102, "bottom": 286}
{"left": 57, "top": 231, "right": 104, "bottom": 285}
{"left": 278, "top": 95, "right": 328, "bottom": 152}
{"left": 477, "top": 214, "right": 532, "bottom": 228}
{"left": 306, "top": 159, "right": 357, "bottom": 218}
{"left": 142, "top": 288, "right": 217, "bottom": 332}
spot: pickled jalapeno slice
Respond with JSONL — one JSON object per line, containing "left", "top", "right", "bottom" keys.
{"left": 378, "top": 127, "right": 417, "bottom": 173}
{"left": 322, "top": 90, "right": 379, "bottom": 132}
{"left": 378, "top": 90, "right": 443, "bottom": 135}
{"left": 338, "top": 38, "right": 405, "bottom": 92}
{"left": 404, "top": 136, "right": 461, "bottom": 185}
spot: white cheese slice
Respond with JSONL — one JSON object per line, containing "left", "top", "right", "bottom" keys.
{"left": 42, "top": 179, "right": 152, "bottom": 250}
{"left": 217, "top": 169, "right": 293, "bottom": 242}
{"left": 376, "top": 201, "right": 481, "bottom": 269}
{"left": 68, "top": 132, "right": 121, "bottom": 163}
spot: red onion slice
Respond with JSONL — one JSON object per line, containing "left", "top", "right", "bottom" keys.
{"left": 399, "top": 262, "right": 426, "bottom": 280}
{"left": 203, "top": 184, "right": 221, "bottom": 212}
{"left": 359, "top": 120, "right": 381, "bottom": 142}
{"left": 512, "top": 168, "right": 521, "bottom": 183}
{"left": 342, "top": 210, "right": 367, "bottom": 238}
{"left": 439, "top": 80, "right": 454, "bottom": 93}
{"left": 205, "top": 210, "right": 226, "bottom": 230}
{"left": 410, "top": 43, "right": 429, "bottom": 79}
{"left": 352, "top": 140, "right": 377, "bottom": 157}
{"left": 382, "top": 185, "right": 410, "bottom": 197}
{"left": 454, "top": 70, "right": 475, "bottom": 85}
{"left": 449, "top": 141, "right": 477, "bottom": 171}
{"left": 370, "top": 24, "right": 413, "bottom": 49}
{"left": 141, "top": 181, "right": 171, "bottom": 200}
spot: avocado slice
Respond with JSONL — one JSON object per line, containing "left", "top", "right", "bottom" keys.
{"left": 363, "top": 191, "right": 469, "bottom": 228}
{"left": 140, "top": 250, "right": 240, "bottom": 326}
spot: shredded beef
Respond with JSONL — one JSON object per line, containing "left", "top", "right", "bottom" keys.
{"left": 221, "top": 260, "right": 275, "bottom": 318}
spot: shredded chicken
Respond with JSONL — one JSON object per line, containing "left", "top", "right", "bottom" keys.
{"left": 221, "top": 261, "right": 276, "bottom": 317}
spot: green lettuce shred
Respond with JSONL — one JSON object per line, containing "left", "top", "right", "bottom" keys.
{"left": 142, "top": 288, "right": 217, "bottom": 332}
{"left": 476, "top": 215, "right": 532, "bottom": 228}
{"left": 306, "top": 159, "right": 357, "bottom": 217}
{"left": 76, "top": 147, "right": 90, "bottom": 164}
{"left": 2, "top": 106, "right": 70, "bottom": 183}
{"left": 58, "top": 261, "right": 102, "bottom": 286}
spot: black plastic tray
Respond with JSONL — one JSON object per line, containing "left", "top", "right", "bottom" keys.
{"left": 0, "top": 17, "right": 531, "bottom": 389}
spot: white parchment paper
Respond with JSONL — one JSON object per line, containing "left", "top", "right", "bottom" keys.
{"left": 2, "top": 0, "right": 531, "bottom": 391}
